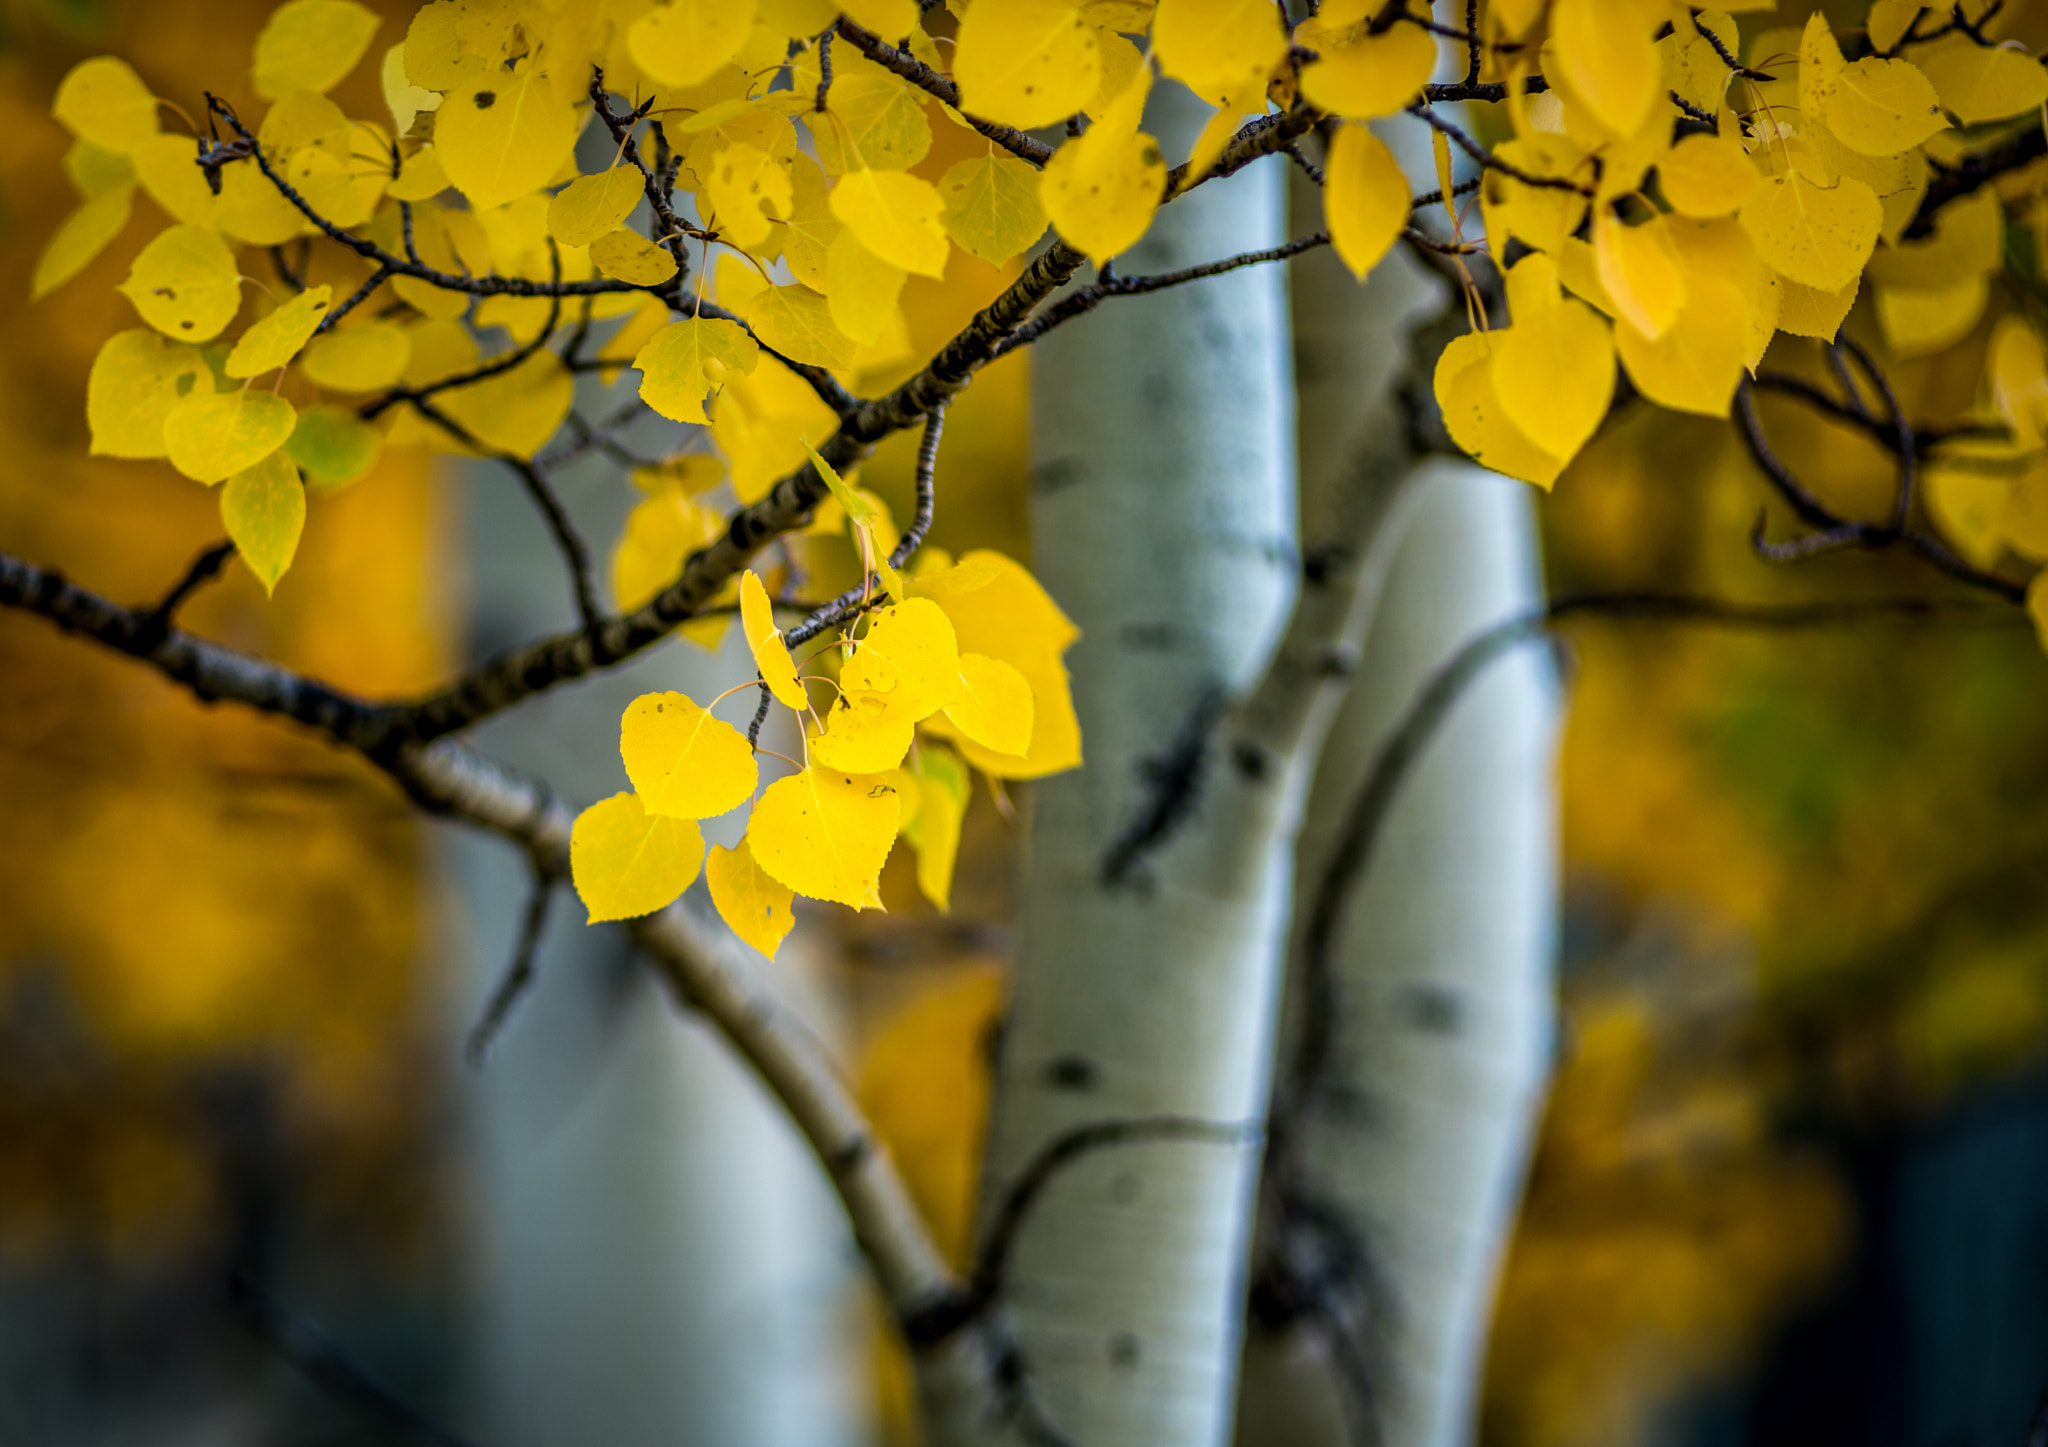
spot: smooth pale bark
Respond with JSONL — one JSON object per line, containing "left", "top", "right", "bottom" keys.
{"left": 965, "top": 84, "right": 1300, "bottom": 1447}
{"left": 447, "top": 454, "right": 859, "bottom": 1447}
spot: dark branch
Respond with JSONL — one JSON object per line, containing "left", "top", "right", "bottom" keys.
{"left": 832, "top": 18, "right": 1056, "bottom": 165}
{"left": 133, "top": 539, "right": 237, "bottom": 651}
{"left": 465, "top": 869, "right": 556, "bottom": 1066}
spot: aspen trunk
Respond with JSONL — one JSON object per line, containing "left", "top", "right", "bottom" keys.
{"left": 963, "top": 83, "right": 1301, "bottom": 1447}
{"left": 447, "top": 463, "right": 859, "bottom": 1447}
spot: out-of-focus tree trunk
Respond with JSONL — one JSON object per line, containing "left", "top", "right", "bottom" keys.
{"left": 445, "top": 442, "right": 860, "bottom": 1447}
{"left": 1234, "top": 159, "right": 1559, "bottom": 1443}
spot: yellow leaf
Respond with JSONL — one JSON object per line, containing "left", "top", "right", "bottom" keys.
{"left": 1153, "top": 0, "right": 1287, "bottom": 104}
{"left": 299, "top": 320, "right": 411, "bottom": 391}
{"left": 225, "top": 284, "right": 332, "bottom": 377}
{"left": 707, "top": 837, "right": 795, "bottom": 957}
{"left": 1829, "top": 57, "right": 1947, "bottom": 155}
{"left": 705, "top": 141, "right": 794, "bottom": 251}
{"left": 382, "top": 42, "right": 441, "bottom": 137}
{"left": 1615, "top": 273, "right": 1751, "bottom": 418}
{"left": 843, "top": 598, "right": 961, "bottom": 717}
{"left": 812, "top": 691, "right": 918, "bottom": 773}
{"left": 86, "top": 328, "right": 213, "bottom": 460}
{"left": 826, "top": 228, "right": 908, "bottom": 344}
{"left": 1550, "top": 0, "right": 1663, "bottom": 138}
{"left": 629, "top": 0, "right": 756, "bottom": 88}
{"left": 118, "top": 224, "right": 242, "bottom": 343}
{"left": 252, "top": 0, "right": 380, "bottom": 99}
{"left": 2003, "top": 457, "right": 2048, "bottom": 563}
{"left": 1876, "top": 272, "right": 1988, "bottom": 360}
{"left": 938, "top": 155, "right": 1048, "bottom": 267}
{"left": 953, "top": 0, "right": 1100, "bottom": 131}
{"left": 571, "top": 792, "right": 706, "bottom": 924}
{"left": 53, "top": 57, "right": 159, "bottom": 154}
{"left": 801, "top": 432, "right": 883, "bottom": 530}
{"left": 903, "top": 744, "right": 968, "bottom": 911}
{"left": 1657, "top": 130, "right": 1759, "bottom": 218}
{"left": 741, "top": 570, "right": 809, "bottom": 709}
{"left": 547, "top": 167, "right": 644, "bottom": 248}
{"left": 800, "top": 47, "right": 933, "bottom": 175}
{"left": 611, "top": 487, "right": 722, "bottom": 611}
{"left": 1040, "top": 65, "right": 1165, "bottom": 265}
{"left": 749, "top": 766, "right": 900, "bottom": 908}
{"left": 840, "top": 0, "right": 918, "bottom": 37}
{"left": 438, "top": 350, "right": 573, "bottom": 458}
{"left": 589, "top": 228, "right": 680, "bottom": 285}
{"left": 1433, "top": 331, "right": 1567, "bottom": 490}
{"left": 1925, "top": 461, "right": 2010, "bottom": 570}
{"left": 436, "top": 65, "right": 579, "bottom": 211}
{"left": 830, "top": 168, "right": 949, "bottom": 279}
{"left": 1868, "top": 0, "right": 1924, "bottom": 53}
{"left": 620, "top": 691, "right": 759, "bottom": 820}
{"left": 779, "top": 153, "right": 840, "bottom": 290}
{"left": 163, "top": 389, "right": 298, "bottom": 484}
{"left": 1659, "top": 9, "right": 1737, "bottom": 117}
{"left": 31, "top": 180, "right": 135, "bottom": 302}
{"left": 635, "top": 316, "right": 760, "bottom": 425}
{"left": 2029, "top": 572, "right": 2048, "bottom": 660}
{"left": 1773, "top": 271, "right": 1859, "bottom": 341}
{"left": 1297, "top": 17, "right": 1436, "bottom": 120}
{"left": 132, "top": 133, "right": 218, "bottom": 228}
{"left": 1867, "top": 186, "right": 2001, "bottom": 288}
{"left": 1594, "top": 211, "right": 1686, "bottom": 341}
{"left": 1915, "top": 33, "right": 2048, "bottom": 124}
{"left": 735, "top": 281, "right": 856, "bottom": 369}
{"left": 1494, "top": 261, "right": 1617, "bottom": 461}
{"left": 909, "top": 550, "right": 1082, "bottom": 779}
{"left": 942, "top": 653, "right": 1034, "bottom": 759}
{"left": 1323, "top": 124, "right": 1408, "bottom": 280}
{"left": 1180, "top": 77, "right": 1269, "bottom": 190}
{"left": 284, "top": 404, "right": 383, "bottom": 489}
{"left": 712, "top": 357, "right": 838, "bottom": 501}
{"left": 219, "top": 449, "right": 305, "bottom": 595}
{"left": 1991, "top": 315, "right": 2048, "bottom": 449}
{"left": 1740, "top": 169, "right": 1881, "bottom": 292}
{"left": 597, "top": 294, "right": 673, "bottom": 385}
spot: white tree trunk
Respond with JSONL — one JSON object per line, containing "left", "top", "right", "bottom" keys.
{"left": 965, "top": 83, "right": 1300, "bottom": 1447}
{"left": 445, "top": 455, "right": 860, "bottom": 1447}
{"left": 1236, "top": 459, "right": 1559, "bottom": 1447}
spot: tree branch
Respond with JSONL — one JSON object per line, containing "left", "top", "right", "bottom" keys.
{"left": 831, "top": 19, "right": 1056, "bottom": 166}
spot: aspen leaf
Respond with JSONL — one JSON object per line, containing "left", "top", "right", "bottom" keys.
{"left": 32, "top": 181, "right": 135, "bottom": 302}
{"left": 1153, "top": 0, "right": 1287, "bottom": 104}
{"left": 1915, "top": 34, "right": 2048, "bottom": 124}
{"left": 252, "top": 0, "right": 380, "bottom": 99}
{"left": 589, "top": 228, "right": 680, "bottom": 285}
{"left": 1877, "top": 273, "right": 1988, "bottom": 360}
{"left": 705, "top": 142, "right": 793, "bottom": 250}
{"left": 2029, "top": 573, "right": 2048, "bottom": 660}
{"left": 597, "top": 294, "right": 674, "bottom": 386}
{"left": 1867, "top": 186, "right": 2001, "bottom": 288}
{"left": 65, "top": 138, "right": 135, "bottom": 199}
{"left": 1550, "top": 0, "right": 1662, "bottom": 137}
{"left": 86, "top": 328, "right": 212, "bottom": 460}
{"left": 571, "top": 792, "right": 706, "bottom": 924}
{"left": 812, "top": 692, "right": 918, "bottom": 773}
{"left": 952, "top": 0, "right": 1100, "bottom": 131}
{"left": 1614, "top": 274, "right": 1751, "bottom": 418}
{"left": 1741, "top": 170, "right": 1881, "bottom": 292}
{"left": 382, "top": 43, "right": 440, "bottom": 137}
{"left": 1433, "top": 331, "right": 1567, "bottom": 490}
{"left": 801, "top": 48, "right": 932, "bottom": 176}
{"left": 1181, "top": 78, "right": 1268, "bottom": 189}
{"left": 118, "top": 224, "right": 242, "bottom": 343}
{"left": 436, "top": 66, "right": 578, "bottom": 211}
{"left": 620, "top": 691, "right": 758, "bottom": 820}
{"left": 225, "top": 285, "right": 332, "bottom": 377}
{"left": 636, "top": 317, "right": 759, "bottom": 425}
{"left": 1324, "top": 125, "right": 1407, "bottom": 280}
{"left": 547, "top": 167, "right": 643, "bottom": 248}
{"left": 840, "top": 0, "right": 917, "bottom": 37}
{"left": 629, "top": 0, "right": 755, "bottom": 88}
{"left": 942, "top": 653, "right": 1034, "bottom": 759}
{"left": 1867, "top": 0, "right": 1924, "bottom": 54}
{"left": 53, "top": 57, "right": 159, "bottom": 154}
{"left": 164, "top": 389, "right": 298, "bottom": 484}
{"left": 1595, "top": 212, "right": 1686, "bottom": 341}
{"left": 743, "top": 570, "right": 808, "bottom": 710}
{"left": 220, "top": 449, "right": 305, "bottom": 594}
{"left": 2003, "top": 458, "right": 2048, "bottom": 563}
{"left": 706, "top": 837, "right": 795, "bottom": 957}
{"left": 284, "top": 404, "right": 382, "bottom": 488}
{"left": 830, "top": 169, "right": 949, "bottom": 279}
{"left": 735, "top": 282, "right": 857, "bottom": 370}
{"left": 612, "top": 487, "right": 722, "bottom": 611}
{"left": 299, "top": 320, "right": 411, "bottom": 391}
{"left": 903, "top": 744, "right": 968, "bottom": 912}
{"left": 384, "top": 146, "right": 448, "bottom": 204}
{"left": 780, "top": 153, "right": 840, "bottom": 290}
{"left": 843, "top": 599, "right": 961, "bottom": 718}
{"left": 438, "top": 350, "right": 573, "bottom": 459}
{"left": 801, "top": 433, "right": 884, "bottom": 531}
{"left": 1040, "top": 66, "right": 1165, "bottom": 265}
{"left": 713, "top": 360, "right": 838, "bottom": 502}
{"left": 1829, "top": 57, "right": 1946, "bottom": 155}
{"left": 1925, "top": 462, "right": 2010, "bottom": 571}
{"left": 826, "top": 229, "right": 908, "bottom": 344}
{"left": 1990, "top": 315, "right": 2048, "bottom": 449}
{"left": 1658, "top": 131, "right": 1759, "bottom": 218}
{"left": 1494, "top": 291, "right": 1616, "bottom": 461}
{"left": 1297, "top": 18, "right": 1436, "bottom": 120}
{"left": 938, "top": 155, "right": 1048, "bottom": 267}
{"left": 748, "top": 767, "right": 900, "bottom": 909}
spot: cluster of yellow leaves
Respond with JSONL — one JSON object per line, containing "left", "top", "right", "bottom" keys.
{"left": 1448, "top": 1, "right": 2048, "bottom": 491}
{"left": 571, "top": 528, "right": 1079, "bottom": 946}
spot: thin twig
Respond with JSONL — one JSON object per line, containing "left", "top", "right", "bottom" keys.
{"left": 133, "top": 540, "right": 237, "bottom": 649}
{"left": 465, "top": 869, "right": 556, "bottom": 1066}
